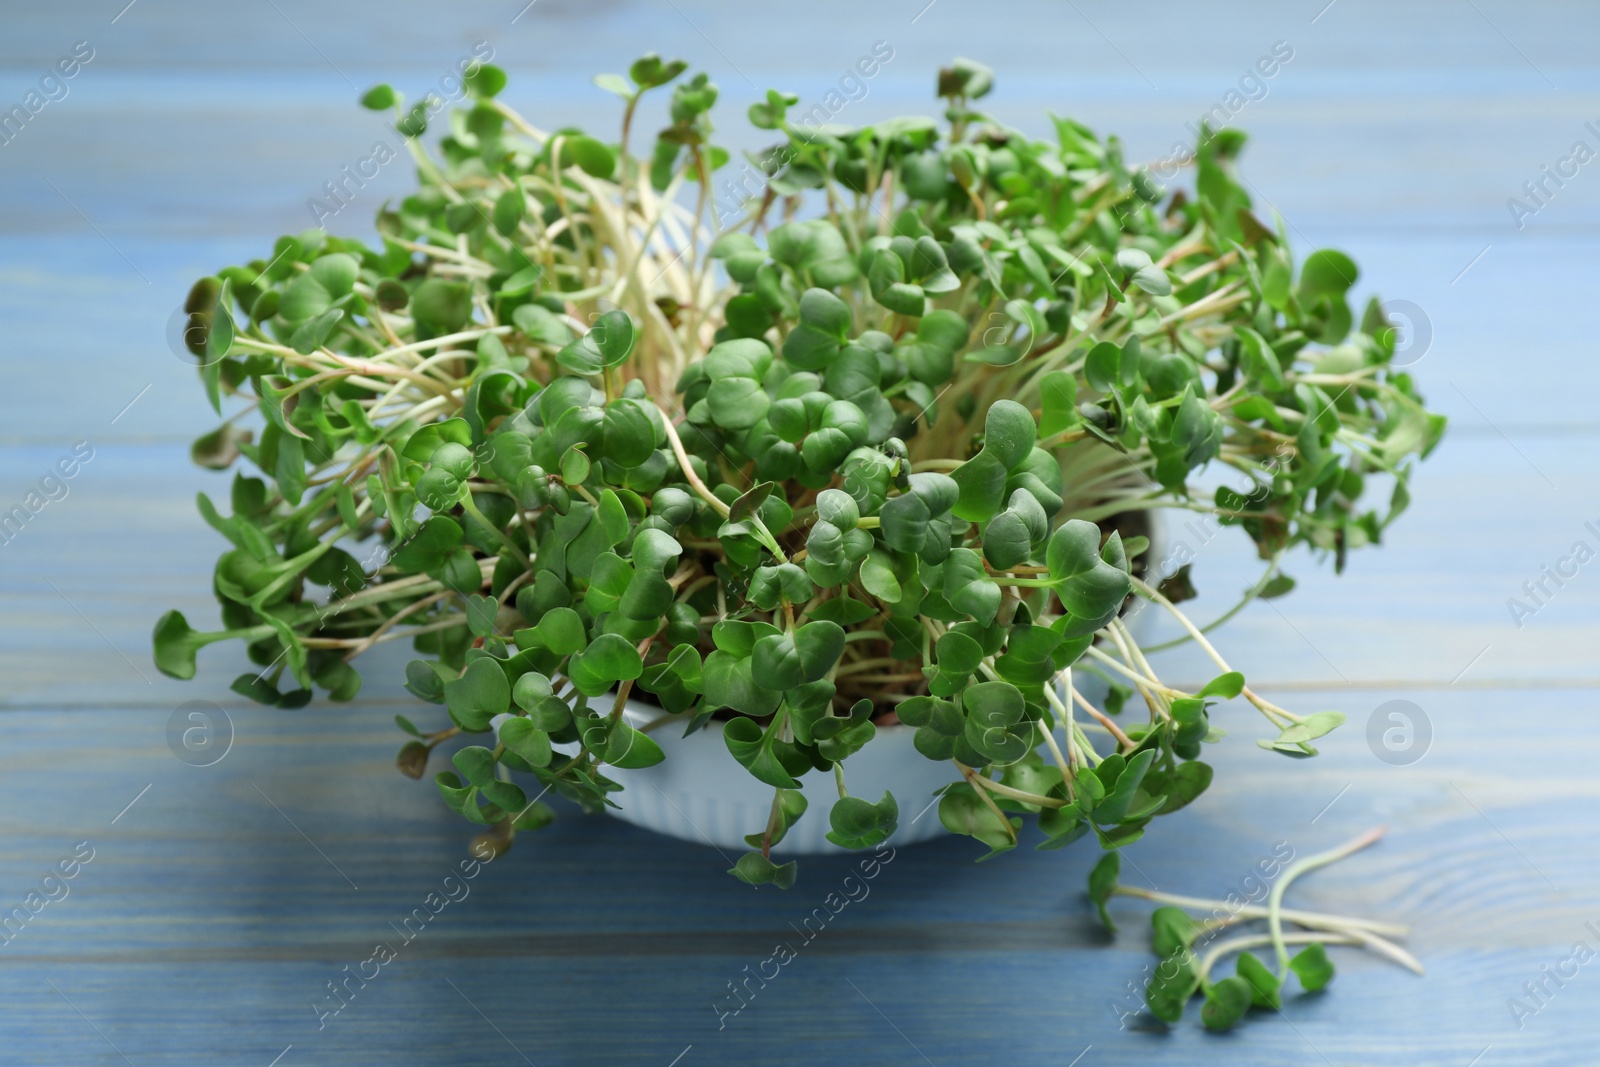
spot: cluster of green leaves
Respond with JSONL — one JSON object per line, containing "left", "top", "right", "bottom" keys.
{"left": 155, "top": 57, "right": 1438, "bottom": 880}
{"left": 1089, "top": 852, "right": 1340, "bottom": 1032}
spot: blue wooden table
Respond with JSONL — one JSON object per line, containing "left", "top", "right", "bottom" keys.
{"left": 3, "top": 1, "right": 1598, "bottom": 1062}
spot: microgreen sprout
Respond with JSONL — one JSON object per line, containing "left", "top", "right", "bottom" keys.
{"left": 154, "top": 55, "right": 1440, "bottom": 960}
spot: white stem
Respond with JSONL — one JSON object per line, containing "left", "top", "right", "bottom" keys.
{"left": 1112, "top": 885, "right": 1409, "bottom": 937}
{"left": 1269, "top": 826, "right": 1387, "bottom": 972}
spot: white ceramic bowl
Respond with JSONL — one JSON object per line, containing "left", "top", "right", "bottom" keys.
{"left": 582, "top": 702, "right": 958, "bottom": 854}
{"left": 551, "top": 516, "right": 1161, "bottom": 854}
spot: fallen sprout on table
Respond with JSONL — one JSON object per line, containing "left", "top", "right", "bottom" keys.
{"left": 1093, "top": 826, "right": 1420, "bottom": 1031}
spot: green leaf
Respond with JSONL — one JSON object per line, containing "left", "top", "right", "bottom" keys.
{"left": 1236, "top": 326, "right": 1285, "bottom": 391}
{"left": 934, "top": 630, "right": 982, "bottom": 677}
{"left": 1046, "top": 519, "right": 1131, "bottom": 628}
{"left": 1145, "top": 950, "right": 1200, "bottom": 1024}
{"left": 592, "top": 309, "right": 636, "bottom": 367}
{"left": 748, "top": 563, "right": 813, "bottom": 611}
{"left": 949, "top": 449, "right": 1008, "bottom": 522}
{"left": 706, "top": 377, "right": 769, "bottom": 429}
{"left": 877, "top": 282, "right": 925, "bottom": 317}
{"left": 638, "top": 643, "right": 703, "bottom": 714}
{"left": 1197, "top": 671, "right": 1245, "bottom": 699}
{"left": 499, "top": 716, "right": 553, "bottom": 768}
{"left": 360, "top": 84, "right": 396, "bottom": 109}
{"left": 594, "top": 72, "right": 635, "bottom": 100}
{"left": 629, "top": 53, "right": 689, "bottom": 90}
{"left": 896, "top": 695, "right": 960, "bottom": 733}
{"left": 1095, "top": 748, "right": 1155, "bottom": 824}
{"left": 514, "top": 303, "right": 574, "bottom": 347}
{"left": 750, "top": 630, "right": 805, "bottom": 691}
{"left": 723, "top": 716, "right": 800, "bottom": 788}
{"left": 1201, "top": 975, "right": 1253, "bottom": 1031}
{"left": 561, "top": 445, "right": 592, "bottom": 486}
{"left": 938, "top": 788, "right": 1018, "bottom": 854}
{"left": 939, "top": 56, "right": 994, "bottom": 98}
{"left": 309, "top": 253, "right": 357, "bottom": 296}
{"left": 453, "top": 745, "right": 497, "bottom": 788}
{"left": 825, "top": 791, "right": 899, "bottom": 849}
{"left": 1084, "top": 341, "right": 1122, "bottom": 394}
{"left": 464, "top": 63, "right": 508, "bottom": 98}
{"left": 1087, "top": 851, "right": 1120, "bottom": 931}
{"left": 943, "top": 548, "right": 1000, "bottom": 625}
{"left": 556, "top": 338, "right": 604, "bottom": 375}
{"left": 1236, "top": 951, "right": 1282, "bottom": 1010}
{"left": 434, "top": 771, "right": 474, "bottom": 814}
{"left": 277, "top": 273, "right": 329, "bottom": 323}
{"left": 444, "top": 657, "right": 510, "bottom": 732}
{"left": 1297, "top": 249, "right": 1358, "bottom": 341}
{"left": 769, "top": 218, "right": 857, "bottom": 283}
{"left": 1038, "top": 371, "right": 1079, "bottom": 436}
{"left": 744, "top": 789, "right": 808, "bottom": 849}
{"left": 513, "top": 801, "right": 555, "bottom": 831}
{"left": 960, "top": 716, "right": 1033, "bottom": 766}
{"left": 602, "top": 721, "right": 665, "bottom": 768}
{"left": 411, "top": 279, "right": 474, "bottom": 339}
{"left": 983, "top": 401, "right": 1036, "bottom": 471}
{"left": 963, "top": 680, "right": 1024, "bottom": 729}
{"left": 602, "top": 399, "right": 656, "bottom": 468}
{"left": 401, "top": 418, "right": 473, "bottom": 462}
{"left": 982, "top": 509, "right": 1033, "bottom": 570}
{"left": 1256, "top": 738, "right": 1321, "bottom": 758}
{"left": 814, "top": 710, "right": 875, "bottom": 761}
{"left": 782, "top": 323, "right": 843, "bottom": 371}
{"left": 1158, "top": 760, "right": 1214, "bottom": 814}
{"left": 859, "top": 550, "right": 903, "bottom": 603}
{"left": 1151, "top": 906, "right": 1197, "bottom": 957}
{"left": 465, "top": 594, "right": 499, "bottom": 638}
{"left": 1289, "top": 942, "right": 1335, "bottom": 992}
{"left": 1131, "top": 263, "right": 1173, "bottom": 296}
{"left": 918, "top": 308, "right": 968, "bottom": 353}
{"left": 712, "top": 619, "right": 779, "bottom": 657}
{"left": 809, "top": 597, "right": 876, "bottom": 625}
{"left": 798, "top": 287, "right": 851, "bottom": 338}
{"left": 519, "top": 606, "right": 586, "bottom": 655}
{"left": 289, "top": 307, "right": 344, "bottom": 355}
{"left": 559, "top": 134, "right": 616, "bottom": 179}
{"left": 568, "top": 633, "right": 644, "bottom": 696}
{"left": 728, "top": 850, "right": 798, "bottom": 889}
{"left": 493, "top": 189, "right": 526, "bottom": 237}
{"left": 480, "top": 778, "right": 526, "bottom": 814}
{"left": 404, "top": 661, "right": 448, "bottom": 703}
{"left": 751, "top": 620, "right": 846, "bottom": 690}
{"left": 392, "top": 516, "right": 464, "bottom": 573}
{"left": 510, "top": 671, "right": 552, "bottom": 709}
{"left": 1172, "top": 387, "right": 1224, "bottom": 470}
{"left": 1298, "top": 249, "right": 1358, "bottom": 299}
{"left": 792, "top": 620, "right": 847, "bottom": 680}
{"left": 1274, "top": 711, "right": 1347, "bottom": 746}
{"left": 703, "top": 650, "right": 781, "bottom": 716}
{"left": 595, "top": 489, "right": 630, "bottom": 546}
{"left": 151, "top": 610, "right": 205, "bottom": 680}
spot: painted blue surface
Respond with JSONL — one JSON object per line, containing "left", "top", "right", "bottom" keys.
{"left": 1, "top": 2, "right": 1596, "bottom": 1063}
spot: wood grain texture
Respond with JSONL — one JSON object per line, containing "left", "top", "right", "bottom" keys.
{"left": 1, "top": 1, "right": 1596, "bottom": 1063}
